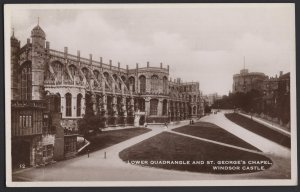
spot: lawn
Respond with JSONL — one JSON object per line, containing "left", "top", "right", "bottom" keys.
{"left": 225, "top": 113, "right": 290, "bottom": 148}
{"left": 173, "top": 121, "right": 260, "bottom": 151}
{"left": 119, "top": 132, "right": 272, "bottom": 174}
{"left": 79, "top": 128, "right": 151, "bottom": 154}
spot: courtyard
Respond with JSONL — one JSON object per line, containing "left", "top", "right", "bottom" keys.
{"left": 12, "top": 111, "right": 291, "bottom": 182}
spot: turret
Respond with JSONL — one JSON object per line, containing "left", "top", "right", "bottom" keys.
{"left": 30, "top": 19, "right": 47, "bottom": 100}
{"left": 11, "top": 28, "right": 20, "bottom": 100}
{"left": 31, "top": 19, "right": 46, "bottom": 49}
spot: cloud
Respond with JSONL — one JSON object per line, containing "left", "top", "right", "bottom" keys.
{"left": 8, "top": 5, "right": 294, "bottom": 95}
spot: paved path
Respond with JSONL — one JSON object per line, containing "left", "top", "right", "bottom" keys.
{"left": 200, "top": 112, "right": 291, "bottom": 158}
{"left": 237, "top": 112, "right": 290, "bottom": 136}
{"left": 11, "top": 114, "right": 291, "bottom": 183}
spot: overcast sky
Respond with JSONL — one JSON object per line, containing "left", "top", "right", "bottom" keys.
{"left": 8, "top": 4, "right": 294, "bottom": 95}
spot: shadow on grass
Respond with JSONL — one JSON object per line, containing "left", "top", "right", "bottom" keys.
{"left": 225, "top": 113, "right": 290, "bottom": 148}
{"left": 79, "top": 128, "right": 151, "bottom": 155}
{"left": 119, "top": 132, "right": 272, "bottom": 174}
{"left": 173, "top": 121, "right": 260, "bottom": 151}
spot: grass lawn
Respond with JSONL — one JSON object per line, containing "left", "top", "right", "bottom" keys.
{"left": 225, "top": 113, "right": 290, "bottom": 148}
{"left": 173, "top": 121, "right": 260, "bottom": 151}
{"left": 119, "top": 132, "right": 272, "bottom": 174}
{"left": 79, "top": 128, "right": 151, "bottom": 154}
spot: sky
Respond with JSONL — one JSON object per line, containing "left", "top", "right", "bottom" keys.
{"left": 8, "top": 4, "right": 295, "bottom": 95}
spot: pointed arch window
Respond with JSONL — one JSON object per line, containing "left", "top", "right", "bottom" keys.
{"left": 163, "top": 76, "right": 168, "bottom": 94}
{"left": 150, "top": 99, "right": 158, "bottom": 115}
{"left": 20, "top": 62, "right": 32, "bottom": 100}
{"left": 151, "top": 75, "right": 159, "bottom": 92}
{"left": 162, "top": 100, "right": 168, "bottom": 116}
{"left": 129, "top": 76, "right": 135, "bottom": 92}
{"left": 66, "top": 93, "right": 72, "bottom": 117}
{"left": 139, "top": 75, "right": 146, "bottom": 93}
{"left": 77, "top": 94, "right": 82, "bottom": 117}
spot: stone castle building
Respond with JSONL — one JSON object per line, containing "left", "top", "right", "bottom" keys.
{"left": 232, "top": 69, "right": 266, "bottom": 94}
{"left": 10, "top": 23, "right": 204, "bottom": 167}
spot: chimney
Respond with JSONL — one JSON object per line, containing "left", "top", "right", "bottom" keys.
{"left": 118, "top": 62, "right": 120, "bottom": 71}
{"left": 167, "top": 65, "right": 169, "bottom": 72}
{"left": 280, "top": 71, "right": 283, "bottom": 77}
{"left": 160, "top": 62, "right": 163, "bottom": 69}
{"left": 126, "top": 65, "right": 129, "bottom": 73}
{"left": 77, "top": 50, "right": 80, "bottom": 62}
{"left": 109, "top": 60, "right": 112, "bottom": 70}
{"left": 100, "top": 57, "right": 103, "bottom": 68}
{"left": 147, "top": 61, "right": 149, "bottom": 68}
{"left": 136, "top": 63, "right": 139, "bottom": 69}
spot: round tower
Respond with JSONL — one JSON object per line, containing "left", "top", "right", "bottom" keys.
{"left": 31, "top": 21, "right": 46, "bottom": 100}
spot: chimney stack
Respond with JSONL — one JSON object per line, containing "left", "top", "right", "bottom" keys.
{"left": 147, "top": 61, "right": 149, "bottom": 68}
{"left": 160, "top": 62, "right": 163, "bottom": 69}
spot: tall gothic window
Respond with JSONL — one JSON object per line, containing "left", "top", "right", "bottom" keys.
{"left": 77, "top": 94, "right": 82, "bottom": 117}
{"left": 150, "top": 99, "right": 158, "bottom": 115}
{"left": 82, "top": 67, "right": 89, "bottom": 81}
{"left": 139, "top": 75, "right": 146, "bottom": 93}
{"left": 162, "top": 100, "right": 168, "bottom": 116}
{"left": 93, "top": 70, "right": 100, "bottom": 80}
{"left": 193, "top": 106, "right": 197, "bottom": 114}
{"left": 163, "top": 76, "right": 168, "bottom": 94}
{"left": 151, "top": 75, "right": 159, "bottom": 92}
{"left": 66, "top": 93, "right": 72, "bottom": 117}
{"left": 52, "top": 61, "right": 63, "bottom": 83}
{"left": 54, "top": 93, "right": 61, "bottom": 113}
{"left": 129, "top": 76, "right": 135, "bottom": 92}
{"left": 103, "top": 72, "right": 110, "bottom": 89}
{"left": 93, "top": 70, "right": 100, "bottom": 87}
{"left": 20, "top": 62, "right": 32, "bottom": 100}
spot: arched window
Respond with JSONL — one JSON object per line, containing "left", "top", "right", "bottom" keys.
{"left": 20, "top": 62, "right": 32, "bottom": 100}
{"left": 193, "top": 106, "right": 197, "bottom": 114}
{"left": 139, "top": 75, "right": 146, "bottom": 93}
{"left": 162, "top": 100, "right": 168, "bottom": 116}
{"left": 52, "top": 61, "right": 64, "bottom": 83}
{"left": 93, "top": 70, "right": 100, "bottom": 81}
{"left": 65, "top": 93, "right": 72, "bottom": 117}
{"left": 150, "top": 99, "right": 158, "bottom": 115}
{"left": 69, "top": 65, "right": 77, "bottom": 78}
{"left": 163, "top": 76, "right": 168, "bottom": 94}
{"left": 103, "top": 72, "right": 110, "bottom": 89}
{"left": 82, "top": 67, "right": 89, "bottom": 80}
{"left": 129, "top": 76, "right": 135, "bottom": 92}
{"left": 54, "top": 93, "right": 61, "bottom": 113}
{"left": 151, "top": 75, "right": 159, "bottom": 92}
{"left": 77, "top": 94, "right": 82, "bottom": 117}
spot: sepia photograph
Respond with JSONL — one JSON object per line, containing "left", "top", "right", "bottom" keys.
{"left": 4, "top": 3, "right": 297, "bottom": 187}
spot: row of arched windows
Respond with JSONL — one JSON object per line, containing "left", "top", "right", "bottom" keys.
{"left": 62, "top": 93, "right": 83, "bottom": 117}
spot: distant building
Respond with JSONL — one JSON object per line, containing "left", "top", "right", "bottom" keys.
{"left": 204, "top": 93, "right": 222, "bottom": 107}
{"left": 232, "top": 69, "right": 267, "bottom": 93}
